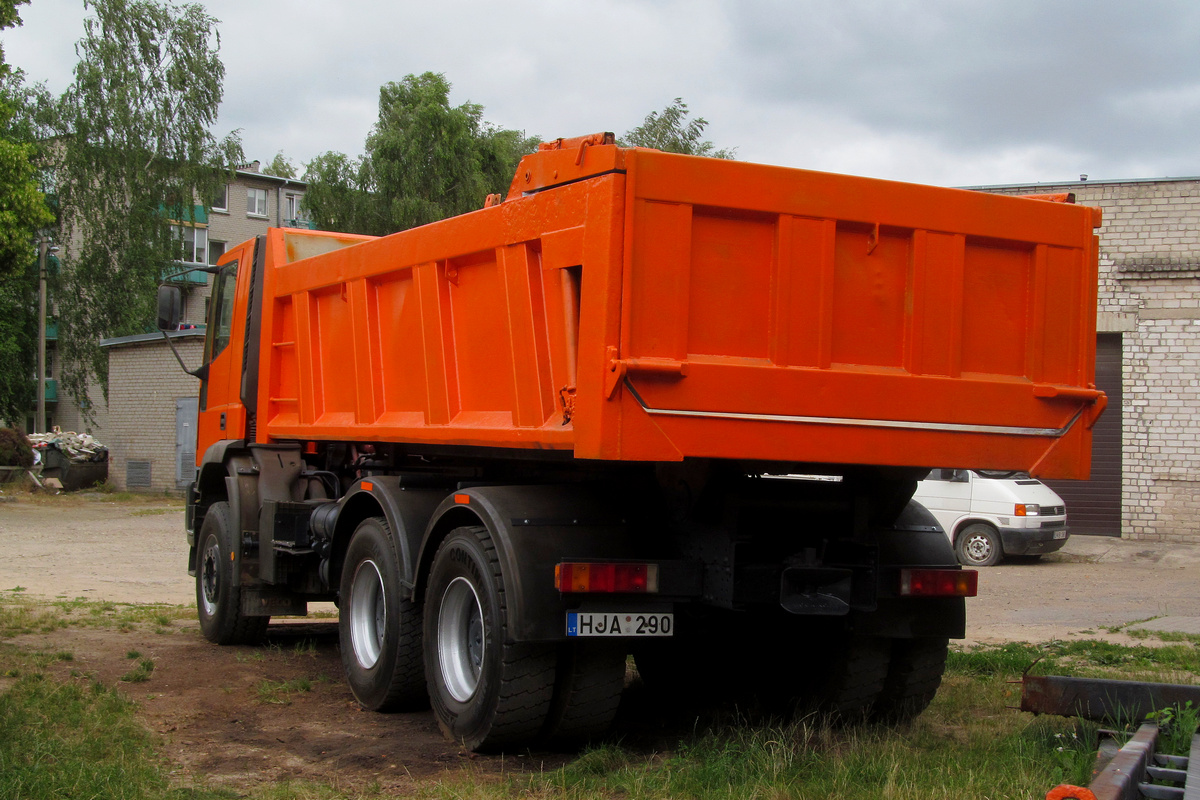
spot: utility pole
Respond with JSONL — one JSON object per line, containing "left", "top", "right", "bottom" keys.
{"left": 36, "top": 238, "right": 47, "bottom": 434}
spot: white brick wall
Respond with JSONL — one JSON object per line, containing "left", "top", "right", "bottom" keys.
{"left": 103, "top": 335, "right": 203, "bottom": 492}
{"left": 986, "top": 178, "right": 1200, "bottom": 542}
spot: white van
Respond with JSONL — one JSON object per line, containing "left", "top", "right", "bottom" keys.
{"left": 912, "top": 469, "right": 1069, "bottom": 567}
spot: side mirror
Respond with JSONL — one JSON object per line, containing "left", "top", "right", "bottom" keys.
{"left": 157, "top": 285, "right": 182, "bottom": 330}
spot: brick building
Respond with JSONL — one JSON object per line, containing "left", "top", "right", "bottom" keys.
{"left": 51, "top": 164, "right": 307, "bottom": 492}
{"left": 979, "top": 177, "right": 1200, "bottom": 543}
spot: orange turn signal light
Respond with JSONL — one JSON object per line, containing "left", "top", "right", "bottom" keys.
{"left": 899, "top": 568, "right": 978, "bottom": 598}
{"left": 554, "top": 562, "right": 659, "bottom": 593}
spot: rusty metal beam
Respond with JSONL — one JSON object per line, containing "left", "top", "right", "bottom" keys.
{"left": 1023, "top": 675, "right": 1200, "bottom": 723}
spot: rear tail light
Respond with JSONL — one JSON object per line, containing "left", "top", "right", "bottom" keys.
{"left": 899, "top": 568, "right": 978, "bottom": 598}
{"left": 555, "top": 562, "right": 659, "bottom": 593}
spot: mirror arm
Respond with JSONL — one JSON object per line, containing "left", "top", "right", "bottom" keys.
{"left": 160, "top": 330, "right": 208, "bottom": 379}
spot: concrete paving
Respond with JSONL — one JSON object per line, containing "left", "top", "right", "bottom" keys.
{"left": 1047, "top": 532, "right": 1200, "bottom": 567}
{"left": 1045, "top": 533, "right": 1200, "bottom": 638}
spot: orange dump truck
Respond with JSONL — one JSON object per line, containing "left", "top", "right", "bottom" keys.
{"left": 159, "top": 133, "right": 1104, "bottom": 750}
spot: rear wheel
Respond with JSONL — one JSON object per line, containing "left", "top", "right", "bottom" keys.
{"left": 424, "top": 526, "right": 556, "bottom": 751}
{"left": 956, "top": 523, "right": 1002, "bottom": 567}
{"left": 809, "top": 634, "right": 892, "bottom": 719}
{"left": 542, "top": 642, "right": 626, "bottom": 747}
{"left": 196, "top": 501, "right": 268, "bottom": 645}
{"left": 339, "top": 517, "right": 425, "bottom": 711}
{"left": 871, "top": 637, "right": 949, "bottom": 723}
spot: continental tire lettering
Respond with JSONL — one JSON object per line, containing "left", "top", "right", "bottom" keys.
{"left": 449, "top": 544, "right": 485, "bottom": 584}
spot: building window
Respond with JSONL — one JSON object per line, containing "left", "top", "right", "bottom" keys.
{"left": 172, "top": 225, "right": 208, "bottom": 265}
{"left": 209, "top": 240, "right": 226, "bottom": 265}
{"left": 282, "top": 195, "right": 307, "bottom": 226}
{"left": 247, "top": 187, "right": 268, "bottom": 217}
{"left": 212, "top": 183, "right": 228, "bottom": 212}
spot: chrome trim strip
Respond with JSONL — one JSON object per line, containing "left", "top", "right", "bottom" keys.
{"left": 623, "top": 379, "right": 1082, "bottom": 438}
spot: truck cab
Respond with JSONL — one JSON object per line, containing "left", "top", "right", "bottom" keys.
{"left": 913, "top": 469, "right": 1069, "bottom": 567}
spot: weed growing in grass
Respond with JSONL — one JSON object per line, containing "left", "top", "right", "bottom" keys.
{"left": 120, "top": 658, "right": 156, "bottom": 683}
{"left": 256, "top": 677, "right": 313, "bottom": 705}
{"left": 1146, "top": 702, "right": 1200, "bottom": 756}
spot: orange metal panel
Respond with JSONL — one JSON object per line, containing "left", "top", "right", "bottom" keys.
{"left": 238, "top": 144, "right": 1100, "bottom": 479}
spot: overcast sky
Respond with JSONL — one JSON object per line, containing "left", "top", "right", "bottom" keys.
{"left": 5, "top": 0, "right": 1200, "bottom": 187}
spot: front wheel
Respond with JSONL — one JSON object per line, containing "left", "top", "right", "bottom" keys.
{"left": 423, "top": 526, "right": 556, "bottom": 751}
{"left": 339, "top": 517, "right": 425, "bottom": 712}
{"left": 955, "top": 523, "right": 1002, "bottom": 567}
{"left": 196, "top": 501, "right": 268, "bottom": 645}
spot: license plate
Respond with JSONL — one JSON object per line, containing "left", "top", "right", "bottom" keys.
{"left": 1053, "top": 530, "right": 1067, "bottom": 540}
{"left": 567, "top": 612, "right": 673, "bottom": 637}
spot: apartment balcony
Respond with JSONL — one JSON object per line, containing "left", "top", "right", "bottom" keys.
{"left": 163, "top": 262, "right": 211, "bottom": 286}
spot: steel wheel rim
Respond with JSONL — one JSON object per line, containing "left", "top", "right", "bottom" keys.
{"left": 963, "top": 534, "right": 992, "bottom": 563}
{"left": 200, "top": 535, "right": 220, "bottom": 616}
{"left": 437, "top": 576, "right": 484, "bottom": 702}
{"left": 349, "top": 559, "right": 387, "bottom": 669}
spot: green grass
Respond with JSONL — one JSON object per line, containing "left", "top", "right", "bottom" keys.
{"left": 1, "top": 593, "right": 1197, "bottom": 800}
{"left": 0, "top": 590, "right": 194, "bottom": 638}
{"left": 0, "top": 674, "right": 193, "bottom": 799}
{"left": 256, "top": 677, "right": 313, "bottom": 705}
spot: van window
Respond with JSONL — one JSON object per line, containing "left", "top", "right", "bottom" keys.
{"left": 975, "top": 470, "right": 1028, "bottom": 479}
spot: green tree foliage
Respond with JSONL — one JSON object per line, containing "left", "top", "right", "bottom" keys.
{"left": 49, "top": 0, "right": 242, "bottom": 408}
{"left": 303, "top": 72, "right": 538, "bottom": 235}
{"left": 262, "top": 151, "right": 296, "bottom": 179}
{"left": 0, "top": 0, "right": 53, "bottom": 425}
{"left": 0, "top": 425, "right": 33, "bottom": 465}
{"left": 620, "top": 98, "right": 736, "bottom": 159}
{"left": 302, "top": 151, "right": 373, "bottom": 233}
{"left": 0, "top": 255, "right": 37, "bottom": 423}
{"left": 0, "top": 0, "right": 53, "bottom": 283}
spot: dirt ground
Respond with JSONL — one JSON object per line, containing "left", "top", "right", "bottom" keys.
{"left": 2, "top": 495, "right": 1200, "bottom": 792}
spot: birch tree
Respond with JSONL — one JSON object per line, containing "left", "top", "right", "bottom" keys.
{"left": 51, "top": 0, "right": 242, "bottom": 407}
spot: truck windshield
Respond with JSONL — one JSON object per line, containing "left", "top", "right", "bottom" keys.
{"left": 974, "top": 470, "right": 1031, "bottom": 479}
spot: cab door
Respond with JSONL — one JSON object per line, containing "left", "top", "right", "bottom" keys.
{"left": 196, "top": 240, "right": 255, "bottom": 455}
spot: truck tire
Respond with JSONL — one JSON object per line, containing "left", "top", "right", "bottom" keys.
{"left": 955, "top": 523, "right": 1002, "bottom": 567}
{"left": 339, "top": 517, "right": 426, "bottom": 712}
{"left": 810, "top": 634, "right": 891, "bottom": 719}
{"left": 541, "top": 642, "right": 626, "bottom": 747}
{"left": 423, "top": 526, "right": 557, "bottom": 751}
{"left": 196, "top": 501, "right": 268, "bottom": 645}
{"left": 871, "top": 637, "right": 949, "bottom": 723}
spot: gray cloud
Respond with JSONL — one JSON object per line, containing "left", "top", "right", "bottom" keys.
{"left": 4, "top": 0, "right": 1200, "bottom": 186}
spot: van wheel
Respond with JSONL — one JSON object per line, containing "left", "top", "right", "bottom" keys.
{"left": 955, "top": 523, "right": 1002, "bottom": 567}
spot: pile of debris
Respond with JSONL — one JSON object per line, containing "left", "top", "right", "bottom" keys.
{"left": 27, "top": 428, "right": 109, "bottom": 464}
{"left": 26, "top": 428, "right": 109, "bottom": 491}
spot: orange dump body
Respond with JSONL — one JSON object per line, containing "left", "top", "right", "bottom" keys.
{"left": 251, "top": 138, "right": 1103, "bottom": 479}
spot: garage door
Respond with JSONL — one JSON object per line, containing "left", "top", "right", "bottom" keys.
{"left": 1044, "top": 333, "right": 1122, "bottom": 536}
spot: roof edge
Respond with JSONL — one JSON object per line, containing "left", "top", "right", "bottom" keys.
{"left": 100, "top": 330, "right": 204, "bottom": 349}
